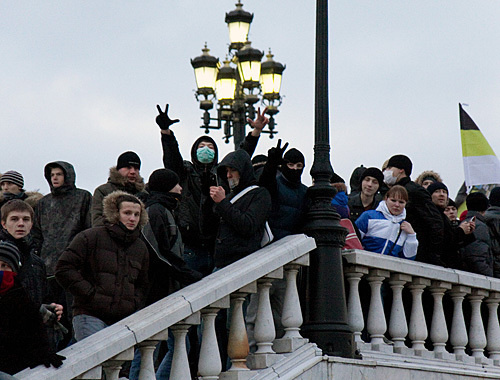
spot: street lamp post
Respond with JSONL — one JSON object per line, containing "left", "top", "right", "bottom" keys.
{"left": 191, "top": 1, "right": 285, "bottom": 149}
{"left": 301, "top": 0, "right": 355, "bottom": 357}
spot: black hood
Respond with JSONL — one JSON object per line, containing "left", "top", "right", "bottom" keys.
{"left": 217, "top": 149, "right": 256, "bottom": 194}
{"left": 44, "top": 161, "right": 76, "bottom": 195}
{"left": 190, "top": 135, "right": 218, "bottom": 169}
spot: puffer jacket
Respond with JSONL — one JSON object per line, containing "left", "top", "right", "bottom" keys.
{"left": 91, "top": 167, "right": 147, "bottom": 227}
{"left": 214, "top": 150, "right": 271, "bottom": 268}
{"left": 460, "top": 211, "right": 493, "bottom": 277}
{"left": 56, "top": 191, "right": 149, "bottom": 325}
{"left": 32, "top": 161, "right": 92, "bottom": 275}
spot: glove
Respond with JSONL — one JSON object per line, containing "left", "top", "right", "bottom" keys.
{"left": 267, "top": 139, "right": 289, "bottom": 166}
{"left": 44, "top": 353, "right": 66, "bottom": 368}
{"left": 156, "top": 104, "right": 180, "bottom": 130}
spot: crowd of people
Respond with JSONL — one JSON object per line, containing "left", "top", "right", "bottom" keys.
{"left": 1, "top": 103, "right": 499, "bottom": 379}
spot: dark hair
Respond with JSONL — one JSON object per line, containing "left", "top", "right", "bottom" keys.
{"left": 1, "top": 200, "right": 34, "bottom": 223}
{"left": 115, "top": 194, "right": 142, "bottom": 210}
{"left": 385, "top": 185, "right": 409, "bottom": 202}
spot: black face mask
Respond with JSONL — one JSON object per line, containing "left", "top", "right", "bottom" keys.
{"left": 281, "top": 165, "right": 303, "bottom": 183}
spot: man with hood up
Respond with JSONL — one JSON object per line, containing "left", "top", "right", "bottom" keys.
{"left": 210, "top": 149, "right": 271, "bottom": 268}
{"left": 91, "top": 151, "right": 147, "bottom": 227}
{"left": 156, "top": 103, "right": 268, "bottom": 276}
{"left": 32, "top": 161, "right": 92, "bottom": 347}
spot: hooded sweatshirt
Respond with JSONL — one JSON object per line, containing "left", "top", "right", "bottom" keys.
{"left": 355, "top": 200, "right": 418, "bottom": 260}
{"left": 214, "top": 150, "right": 271, "bottom": 268}
{"left": 32, "top": 161, "right": 92, "bottom": 276}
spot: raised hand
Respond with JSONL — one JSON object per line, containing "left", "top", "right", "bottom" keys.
{"left": 156, "top": 104, "right": 180, "bottom": 130}
{"left": 248, "top": 107, "right": 269, "bottom": 134}
{"left": 267, "top": 139, "right": 289, "bottom": 165}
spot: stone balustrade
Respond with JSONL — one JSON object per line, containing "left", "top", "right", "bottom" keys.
{"left": 15, "top": 234, "right": 315, "bottom": 380}
{"left": 343, "top": 249, "right": 500, "bottom": 368}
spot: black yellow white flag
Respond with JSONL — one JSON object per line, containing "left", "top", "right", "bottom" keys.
{"left": 460, "top": 103, "right": 500, "bottom": 187}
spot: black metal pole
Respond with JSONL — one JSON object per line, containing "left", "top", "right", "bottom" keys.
{"left": 301, "top": 0, "right": 354, "bottom": 357}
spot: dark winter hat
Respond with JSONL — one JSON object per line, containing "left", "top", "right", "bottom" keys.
{"left": 283, "top": 148, "right": 305, "bottom": 165}
{"left": 447, "top": 198, "right": 457, "bottom": 208}
{"left": 0, "top": 170, "right": 24, "bottom": 188}
{"left": 359, "top": 167, "right": 384, "bottom": 187}
{"left": 489, "top": 187, "right": 500, "bottom": 207}
{"left": 466, "top": 192, "right": 489, "bottom": 212}
{"left": 148, "top": 169, "right": 180, "bottom": 193}
{"left": 330, "top": 172, "right": 345, "bottom": 184}
{"left": 117, "top": 151, "right": 141, "bottom": 170}
{"left": 252, "top": 154, "right": 267, "bottom": 167}
{"left": 0, "top": 241, "right": 21, "bottom": 273}
{"left": 427, "top": 182, "right": 448, "bottom": 196}
{"left": 387, "top": 155, "right": 413, "bottom": 176}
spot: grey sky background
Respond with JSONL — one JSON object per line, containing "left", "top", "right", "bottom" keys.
{"left": 2, "top": 1, "right": 500, "bottom": 199}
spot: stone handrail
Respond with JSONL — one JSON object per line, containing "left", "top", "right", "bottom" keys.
{"left": 16, "top": 234, "right": 316, "bottom": 380}
{"left": 343, "top": 249, "right": 500, "bottom": 369}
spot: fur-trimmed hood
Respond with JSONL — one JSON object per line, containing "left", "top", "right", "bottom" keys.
{"left": 108, "top": 166, "right": 145, "bottom": 192}
{"left": 415, "top": 170, "right": 443, "bottom": 186}
{"left": 102, "top": 190, "right": 148, "bottom": 229}
{"left": 0, "top": 190, "right": 43, "bottom": 208}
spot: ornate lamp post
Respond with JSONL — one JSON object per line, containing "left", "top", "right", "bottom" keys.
{"left": 191, "top": 1, "right": 285, "bottom": 149}
{"left": 301, "top": 0, "right": 355, "bottom": 357}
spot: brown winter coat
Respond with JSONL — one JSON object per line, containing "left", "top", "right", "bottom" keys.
{"left": 55, "top": 191, "right": 149, "bottom": 325}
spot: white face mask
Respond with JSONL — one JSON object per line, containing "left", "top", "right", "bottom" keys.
{"left": 383, "top": 169, "right": 397, "bottom": 186}
{"left": 228, "top": 178, "right": 239, "bottom": 190}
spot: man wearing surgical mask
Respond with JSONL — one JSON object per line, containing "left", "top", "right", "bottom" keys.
{"left": 383, "top": 154, "right": 445, "bottom": 266}
{"left": 156, "top": 104, "right": 268, "bottom": 277}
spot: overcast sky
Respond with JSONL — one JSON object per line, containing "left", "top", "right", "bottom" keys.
{"left": 2, "top": 1, "right": 500, "bottom": 199}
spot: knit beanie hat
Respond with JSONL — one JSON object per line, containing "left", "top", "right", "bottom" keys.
{"left": 427, "top": 182, "right": 449, "bottom": 195}
{"left": 148, "top": 169, "right": 180, "bottom": 193}
{"left": 117, "top": 151, "right": 141, "bottom": 170}
{"left": 359, "top": 167, "right": 384, "bottom": 187}
{"left": 447, "top": 198, "right": 457, "bottom": 208}
{"left": 490, "top": 187, "right": 500, "bottom": 207}
{"left": 283, "top": 148, "right": 305, "bottom": 165}
{"left": 0, "top": 241, "right": 21, "bottom": 273}
{"left": 387, "top": 155, "right": 413, "bottom": 176}
{"left": 466, "top": 192, "right": 489, "bottom": 212}
{"left": 0, "top": 170, "right": 24, "bottom": 189}
{"left": 252, "top": 154, "right": 268, "bottom": 167}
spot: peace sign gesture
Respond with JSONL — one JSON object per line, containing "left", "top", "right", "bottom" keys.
{"left": 267, "top": 139, "right": 289, "bottom": 165}
{"left": 156, "top": 104, "right": 180, "bottom": 130}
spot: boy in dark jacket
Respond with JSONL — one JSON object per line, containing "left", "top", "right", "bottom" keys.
{"left": 0, "top": 241, "right": 65, "bottom": 375}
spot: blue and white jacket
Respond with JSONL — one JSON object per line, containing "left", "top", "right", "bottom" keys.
{"left": 355, "top": 200, "right": 418, "bottom": 260}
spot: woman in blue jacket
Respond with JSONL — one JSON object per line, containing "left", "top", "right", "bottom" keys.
{"left": 355, "top": 185, "right": 418, "bottom": 260}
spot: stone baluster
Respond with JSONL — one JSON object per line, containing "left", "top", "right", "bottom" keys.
{"left": 102, "top": 347, "right": 134, "bottom": 380}
{"left": 199, "top": 297, "right": 230, "bottom": 380}
{"left": 429, "top": 281, "right": 451, "bottom": 358}
{"left": 254, "top": 269, "right": 281, "bottom": 355}
{"left": 345, "top": 265, "right": 369, "bottom": 345}
{"left": 388, "top": 273, "right": 411, "bottom": 353}
{"left": 408, "top": 277, "right": 430, "bottom": 353}
{"left": 227, "top": 282, "right": 257, "bottom": 372}
{"left": 468, "top": 289, "right": 488, "bottom": 362}
{"left": 449, "top": 285, "right": 471, "bottom": 360}
{"left": 136, "top": 330, "right": 169, "bottom": 380}
{"left": 170, "top": 312, "right": 201, "bottom": 380}
{"left": 75, "top": 366, "right": 102, "bottom": 379}
{"left": 486, "top": 292, "right": 500, "bottom": 363}
{"left": 366, "top": 269, "right": 389, "bottom": 348}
